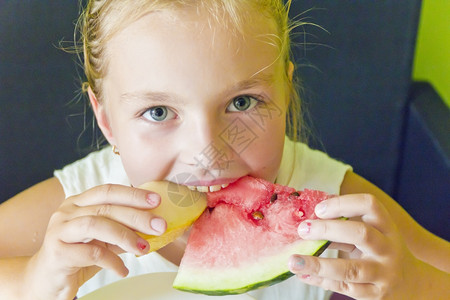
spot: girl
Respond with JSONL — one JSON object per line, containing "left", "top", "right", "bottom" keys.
{"left": 0, "top": 0, "right": 449, "bottom": 299}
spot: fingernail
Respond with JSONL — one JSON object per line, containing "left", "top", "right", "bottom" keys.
{"left": 147, "top": 193, "right": 160, "bottom": 207}
{"left": 151, "top": 218, "right": 166, "bottom": 234}
{"left": 118, "top": 266, "right": 129, "bottom": 278}
{"left": 298, "top": 221, "right": 311, "bottom": 235}
{"left": 290, "top": 256, "right": 305, "bottom": 272}
{"left": 301, "top": 274, "right": 311, "bottom": 280}
{"left": 315, "top": 201, "right": 327, "bottom": 215}
{"left": 137, "top": 238, "right": 149, "bottom": 252}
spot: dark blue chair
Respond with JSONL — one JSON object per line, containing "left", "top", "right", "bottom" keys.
{"left": 0, "top": 1, "right": 89, "bottom": 201}
{"left": 396, "top": 82, "right": 449, "bottom": 241}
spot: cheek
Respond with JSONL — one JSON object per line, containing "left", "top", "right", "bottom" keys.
{"left": 119, "top": 146, "right": 173, "bottom": 186}
{"left": 240, "top": 112, "right": 286, "bottom": 182}
{"left": 113, "top": 125, "right": 177, "bottom": 185}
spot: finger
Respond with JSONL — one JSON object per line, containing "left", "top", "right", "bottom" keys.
{"left": 298, "top": 219, "right": 387, "bottom": 255}
{"left": 60, "top": 242, "right": 129, "bottom": 277}
{"left": 296, "top": 273, "right": 378, "bottom": 300}
{"left": 60, "top": 215, "right": 150, "bottom": 255}
{"left": 289, "top": 255, "right": 380, "bottom": 284}
{"left": 67, "top": 204, "right": 167, "bottom": 236}
{"left": 91, "top": 240, "right": 126, "bottom": 255}
{"left": 327, "top": 242, "right": 358, "bottom": 254}
{"left": 70, "top": 184, "right": 161, "bottom": 209}
{"left": 314, "top": 194, "right": 394, "bottom": 234}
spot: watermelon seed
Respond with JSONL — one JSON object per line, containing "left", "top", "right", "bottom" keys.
{"left": 251, "top": 211, "right": 264, "bottom": 220}
{"left": 289, "top": 191, "right": 300, "bottom": 198}
{"left": 270, "top": 193, "right": 278, "bottom": 203}
{"left": 297, "top": 209, "right": 305, "bottom": 218}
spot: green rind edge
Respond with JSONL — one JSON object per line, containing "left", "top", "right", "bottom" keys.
{"left": 173, "top": 240, "right": 331, "bottom": 295}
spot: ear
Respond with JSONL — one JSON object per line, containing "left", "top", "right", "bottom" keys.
{"left": 88, "top": 87, "right": 116, "bottom": 145}
{"left": 288, "top": 61, "right": 294, "bottom": 81}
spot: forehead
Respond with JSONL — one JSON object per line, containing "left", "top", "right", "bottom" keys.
{"left": 106, "top": 5, "right": 282, "bottom": 62}
{"left": 103, "top": 8, "right": 285, "bottom": 99}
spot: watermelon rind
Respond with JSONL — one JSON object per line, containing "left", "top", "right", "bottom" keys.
{"left": 173, "top": 239, "right": 330, "bottom": 295}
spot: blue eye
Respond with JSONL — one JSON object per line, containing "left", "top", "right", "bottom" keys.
{"left": 227, "top": 96, "right": 259, "bottom": 112}
{"left": 142, "top": 106, "right": 176, "bottom": 122}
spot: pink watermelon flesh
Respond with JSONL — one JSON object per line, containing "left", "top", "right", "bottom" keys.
{"left": 173, "top": 176, "right": 331, "bottom": 295}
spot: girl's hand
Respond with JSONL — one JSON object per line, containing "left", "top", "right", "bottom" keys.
{"left": 24, "top": 184, "right": 167, "bottom": 300}
{"left": 288, "top": 194, "right": 429, "bottom": 300}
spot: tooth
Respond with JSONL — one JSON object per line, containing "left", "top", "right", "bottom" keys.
{"left": 221, "top": 183, "right": 229, "bottom": 188}
{"left": 209, "top": 185, "right": 222, "bottom": 192}
{"left": 187, "top": 186, "right": 196, "bottom": 191}
{"left": 197, "top": 186, "right": 209, "bottom": 192}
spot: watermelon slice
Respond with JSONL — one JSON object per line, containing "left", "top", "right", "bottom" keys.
{"left": 173, "top": 176, "right": 331, "bottom": 295}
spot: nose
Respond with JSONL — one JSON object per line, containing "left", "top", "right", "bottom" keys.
{"left": 178, "top": 114, "right": 234, "bottom": 171}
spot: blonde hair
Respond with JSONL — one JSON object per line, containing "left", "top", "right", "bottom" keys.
{"left": 78, "top": 0, "right": 303, "bottom": 141}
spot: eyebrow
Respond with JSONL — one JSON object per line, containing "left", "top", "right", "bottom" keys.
{"left": 120, "top": 73, "right": 276, "bottom": 103}
{"left": 227, "top": 73, "right": 276, "bottom": 93}
{"left": 120, "top": 91, "right": 183, "bottom": 105}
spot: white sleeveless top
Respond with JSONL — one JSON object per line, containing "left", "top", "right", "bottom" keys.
{"left": 54, "top": 137, "right": 352, "bottom": 299}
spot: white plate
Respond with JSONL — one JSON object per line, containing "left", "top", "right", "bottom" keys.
{"left": 79, "top": 272, "right": 255, "bottom": 300}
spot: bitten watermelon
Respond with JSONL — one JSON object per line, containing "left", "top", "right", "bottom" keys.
{"left": 173, "top": 176, "right": 331, "bottom": 295}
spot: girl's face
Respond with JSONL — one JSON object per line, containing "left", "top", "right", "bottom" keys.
{"left": 92, "top": 9, "right": 290, "bottom": 189}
